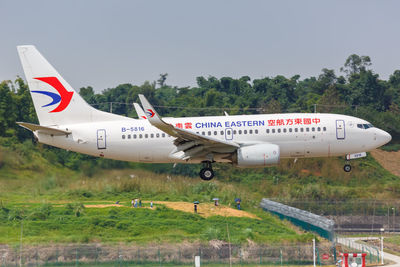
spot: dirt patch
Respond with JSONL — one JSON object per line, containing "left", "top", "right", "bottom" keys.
{"left": 370, "top": 149, "right": 400, "bottom": 177}
{"left": 85, "top": 201, "right": 261, "bottom": 220}
{"left": 84, "top": 204, "right": 126, "bottom": 208}
{"left": 153, "top": 201, "right": 260, "bottom": 219}
{"left": 83, "top": 202, "right": 260, "bottom": 219}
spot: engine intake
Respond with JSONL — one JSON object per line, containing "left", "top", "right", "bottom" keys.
{"left": 236, "top": 143, "right": 280, "bottom": 167}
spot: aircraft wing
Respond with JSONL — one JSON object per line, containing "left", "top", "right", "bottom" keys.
{"left": 138, "top": 94, "right": 239, "bottom": 160}
{"left": 133, "top": 103, "right": 147, "bottom": 120}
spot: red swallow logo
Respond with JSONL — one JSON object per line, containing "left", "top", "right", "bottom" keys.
{"left": 33, "top": 77, "right": 73, "bottom": 113}
{"left": 146, "top": 109, "right": 155, "bottom": 118}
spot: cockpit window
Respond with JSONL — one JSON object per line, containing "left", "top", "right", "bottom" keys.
{"left": 357, "top": 123, "right": 374, "bottom": 129}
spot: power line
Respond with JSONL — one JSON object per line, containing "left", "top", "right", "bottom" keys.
{"left": 88, "top": 101, "right": 360, "bottom": 113}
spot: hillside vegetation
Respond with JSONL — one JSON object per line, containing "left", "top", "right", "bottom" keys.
{"left": 0, "top": 53, "right": 399, "bottom": 245}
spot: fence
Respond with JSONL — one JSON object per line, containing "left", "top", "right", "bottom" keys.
{"left": 260, "top": 199, "right": 335, "bottom": 241}
{"left": 275, "top": 199, "right": 400, "bottom": 233}
{"left": 0, "top": 243, "right": 337, "bottom": 266}
{"left": 336, "top": 236, "right": 382, "bottom": 264}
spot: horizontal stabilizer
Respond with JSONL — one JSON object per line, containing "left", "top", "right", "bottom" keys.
{"left": 17, "top": 122, "right": 71, "bottom": 136}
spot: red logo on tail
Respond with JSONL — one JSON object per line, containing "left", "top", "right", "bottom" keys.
{"left": 34, "top": 77, "right": 73, "bottom": 113}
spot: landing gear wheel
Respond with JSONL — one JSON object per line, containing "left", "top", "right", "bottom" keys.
{"left": 343, "top": 164, "right": 352, "bottom": 172}
{"left": 200, "top": 168, "right": 214, "bottom": 181}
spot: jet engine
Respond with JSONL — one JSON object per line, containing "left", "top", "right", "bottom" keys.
{"left": 236, "top": 143, "right": 280, "bottom": 167}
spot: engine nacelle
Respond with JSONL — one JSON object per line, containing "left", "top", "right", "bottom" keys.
{"left": 236, "top": 143, "right": 280, "bottom": 167}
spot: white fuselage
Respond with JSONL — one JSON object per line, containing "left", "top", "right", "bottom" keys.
{"left": 36, "top": 113, "right": 391, "bottom": 165}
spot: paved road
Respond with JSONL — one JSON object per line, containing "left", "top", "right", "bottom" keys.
{"left": 337, "top": 236, "right": 400, "bottom": 266}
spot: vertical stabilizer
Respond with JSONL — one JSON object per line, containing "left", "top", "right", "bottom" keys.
{"left": 17, "top": 45, "right": 126, "bottom": 126}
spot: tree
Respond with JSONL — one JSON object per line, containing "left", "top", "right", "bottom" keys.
{"left": 157, "top": 73, "right": 168, "bottom": 88}
{"left": 340, "top": 54, "right": 372, "bottom": 77}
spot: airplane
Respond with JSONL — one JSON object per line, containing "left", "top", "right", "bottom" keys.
{"left": 16, "top": 45, "right": 392, "bottom": 180}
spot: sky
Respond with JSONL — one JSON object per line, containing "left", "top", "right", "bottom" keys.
{"left": 1, "top": 1, "right": 400, "bottom": 92}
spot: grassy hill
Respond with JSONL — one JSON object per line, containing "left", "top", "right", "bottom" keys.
{"left": 0, "top": 139, "right": 398, "bottom": 245}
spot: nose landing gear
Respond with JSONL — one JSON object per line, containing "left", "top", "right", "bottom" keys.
{"left": 199, "top": 161, "right": 214, "bottom": 180}
{"left": 343, "top": 163, "right": 352, "bottom": 172}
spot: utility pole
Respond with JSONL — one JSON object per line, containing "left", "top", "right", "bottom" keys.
{"left": 19, "top": 221, "right": 23, "bottom": 267}
{"left": 110, "top": 102, "right": 113, "bottom": 113}
{"left": 388, "top": 207, "right": 390, "bottom": 233}
{"left": 380, "top": 228, "right": 384, "bottom": 265}
{"left": 393, "top": 208, "right": 396, "bottom": 234}
{"left": 313, "top": 238, "right": 316, "bottom": 267}
{"left": 226, "top": 223, "right": 232, "bottom": 267}
{"left": 314, "top": 104, "right": 317, "bottom": 113}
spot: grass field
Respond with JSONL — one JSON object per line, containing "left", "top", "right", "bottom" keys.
{"left": 0, "top": 200, "right": 313, "bottom": 244}
{"left": 0, "top": 141, "right": 399, "bottom": 246}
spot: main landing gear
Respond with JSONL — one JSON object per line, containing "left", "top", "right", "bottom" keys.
{"left": 199, "top": 161, "right": 214, "bottom": 181}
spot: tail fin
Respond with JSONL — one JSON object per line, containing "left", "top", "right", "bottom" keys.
{"left": 133, "top": 103, "right": 147, "bottom": 120}
{"left": 17, "top": 45, "right": 125, "bottom": 126}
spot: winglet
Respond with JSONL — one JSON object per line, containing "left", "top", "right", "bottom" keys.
{"left": 138, "top": 94, "right": 174, "bottom": 132}
{"left": 133, "top": 103, "right": 147, "bottom": 120}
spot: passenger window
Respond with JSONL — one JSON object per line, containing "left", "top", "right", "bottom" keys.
{"left": 162, "top": 133, "right": 165, "bottom": 137}
{"left": 317, "top": 127, "right": 321, "bottom": 132}
{"left": 283, "top": 128, "right": 287, "bottom": 133}
{"left": 196, "top": 132, "right": 199, "bottom": 134}
{"left": 139, "top": 134, "right": 143, "bottom": 138}
{"left": 227, "top": 130, "right": 231, "bottom": 135}
{"left": 233, "top": 130, "right": 237, "bottom": 134}
{"left": 266, "top": 129, "right": 270, "bottom": 134}
{"left": 289, "top": 128, "right": 292, "bottom": 133}
{"left": 244, "top": 130, "right": 247, "bottom": 134}
{"left": 312, "top": 127, "right": 315, "bottom": 132}
{"left": 295, "top": 128, "right": 298, "bottom": 132}
{"left": 277, "top": 129, "right": 281, "bottom": 133}
{"left": 214, "top": 131, "right": 217, "bottom": 135}
{"left": 208, "top": 131, "right": 211, "bottom": 136}
{"left": 323, "top": 127, "right": 326, "bottom": 131}
{"left": 272, "top": 129, "right": 275, "bottom": 133}
{"left": 133, "top": 134, "right": 137, "bottom": 139}
{"left": 145, "top": 134, "right": 148, "bottom": 138}
{"left": 156, "top": 133, "right": 160, "bottom": 138}
{"left": 122, "top": 135, "right": 126, "bottom": 139}
{"left": 202, "top": 131, "right": 205, "bottom": 135}
{"left": 255, "top": 129, "right": 258, "bottom": 134}
{"left": 300, "top": 128, "right": 304, "bottom": 132}
{"left": 220, "top": 131, "right": 224, "bottom": 135}
{"left": 306, "top": 128, "right": 309, "bottom": 132}
{"left": 239, "top": 130, "right": 242, "bottom": 134}
{"left": 128, "top": 134, "right": 131, "bottom": 139}
{"left": 249, "top": 129, "right": 253, "bottom": 134}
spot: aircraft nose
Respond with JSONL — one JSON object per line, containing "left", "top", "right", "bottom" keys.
{"left": 375, "top": 129, "right": 392, "bottom": 146}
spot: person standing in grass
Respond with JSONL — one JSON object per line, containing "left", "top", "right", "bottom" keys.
{"left": 139, "top": 199, "right": 142, "bottom": 208}
{"left": 150, "top": 201, "right": 153, "bottom": 209}
{"left": 134, "top": 199, "right": 138, "bottom": 208}
{"left": 131, "top": 199, "right": 134, "bottom": 208}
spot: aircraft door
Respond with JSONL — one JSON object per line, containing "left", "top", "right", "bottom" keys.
{"left": 336, "top": 120, "right": 345, "bottom": 140}
{"left": 97, "top": 129, "right": 107, "bottom": 149}
{"left": 225, "top": 128, "right": 233, "bottom": 140}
